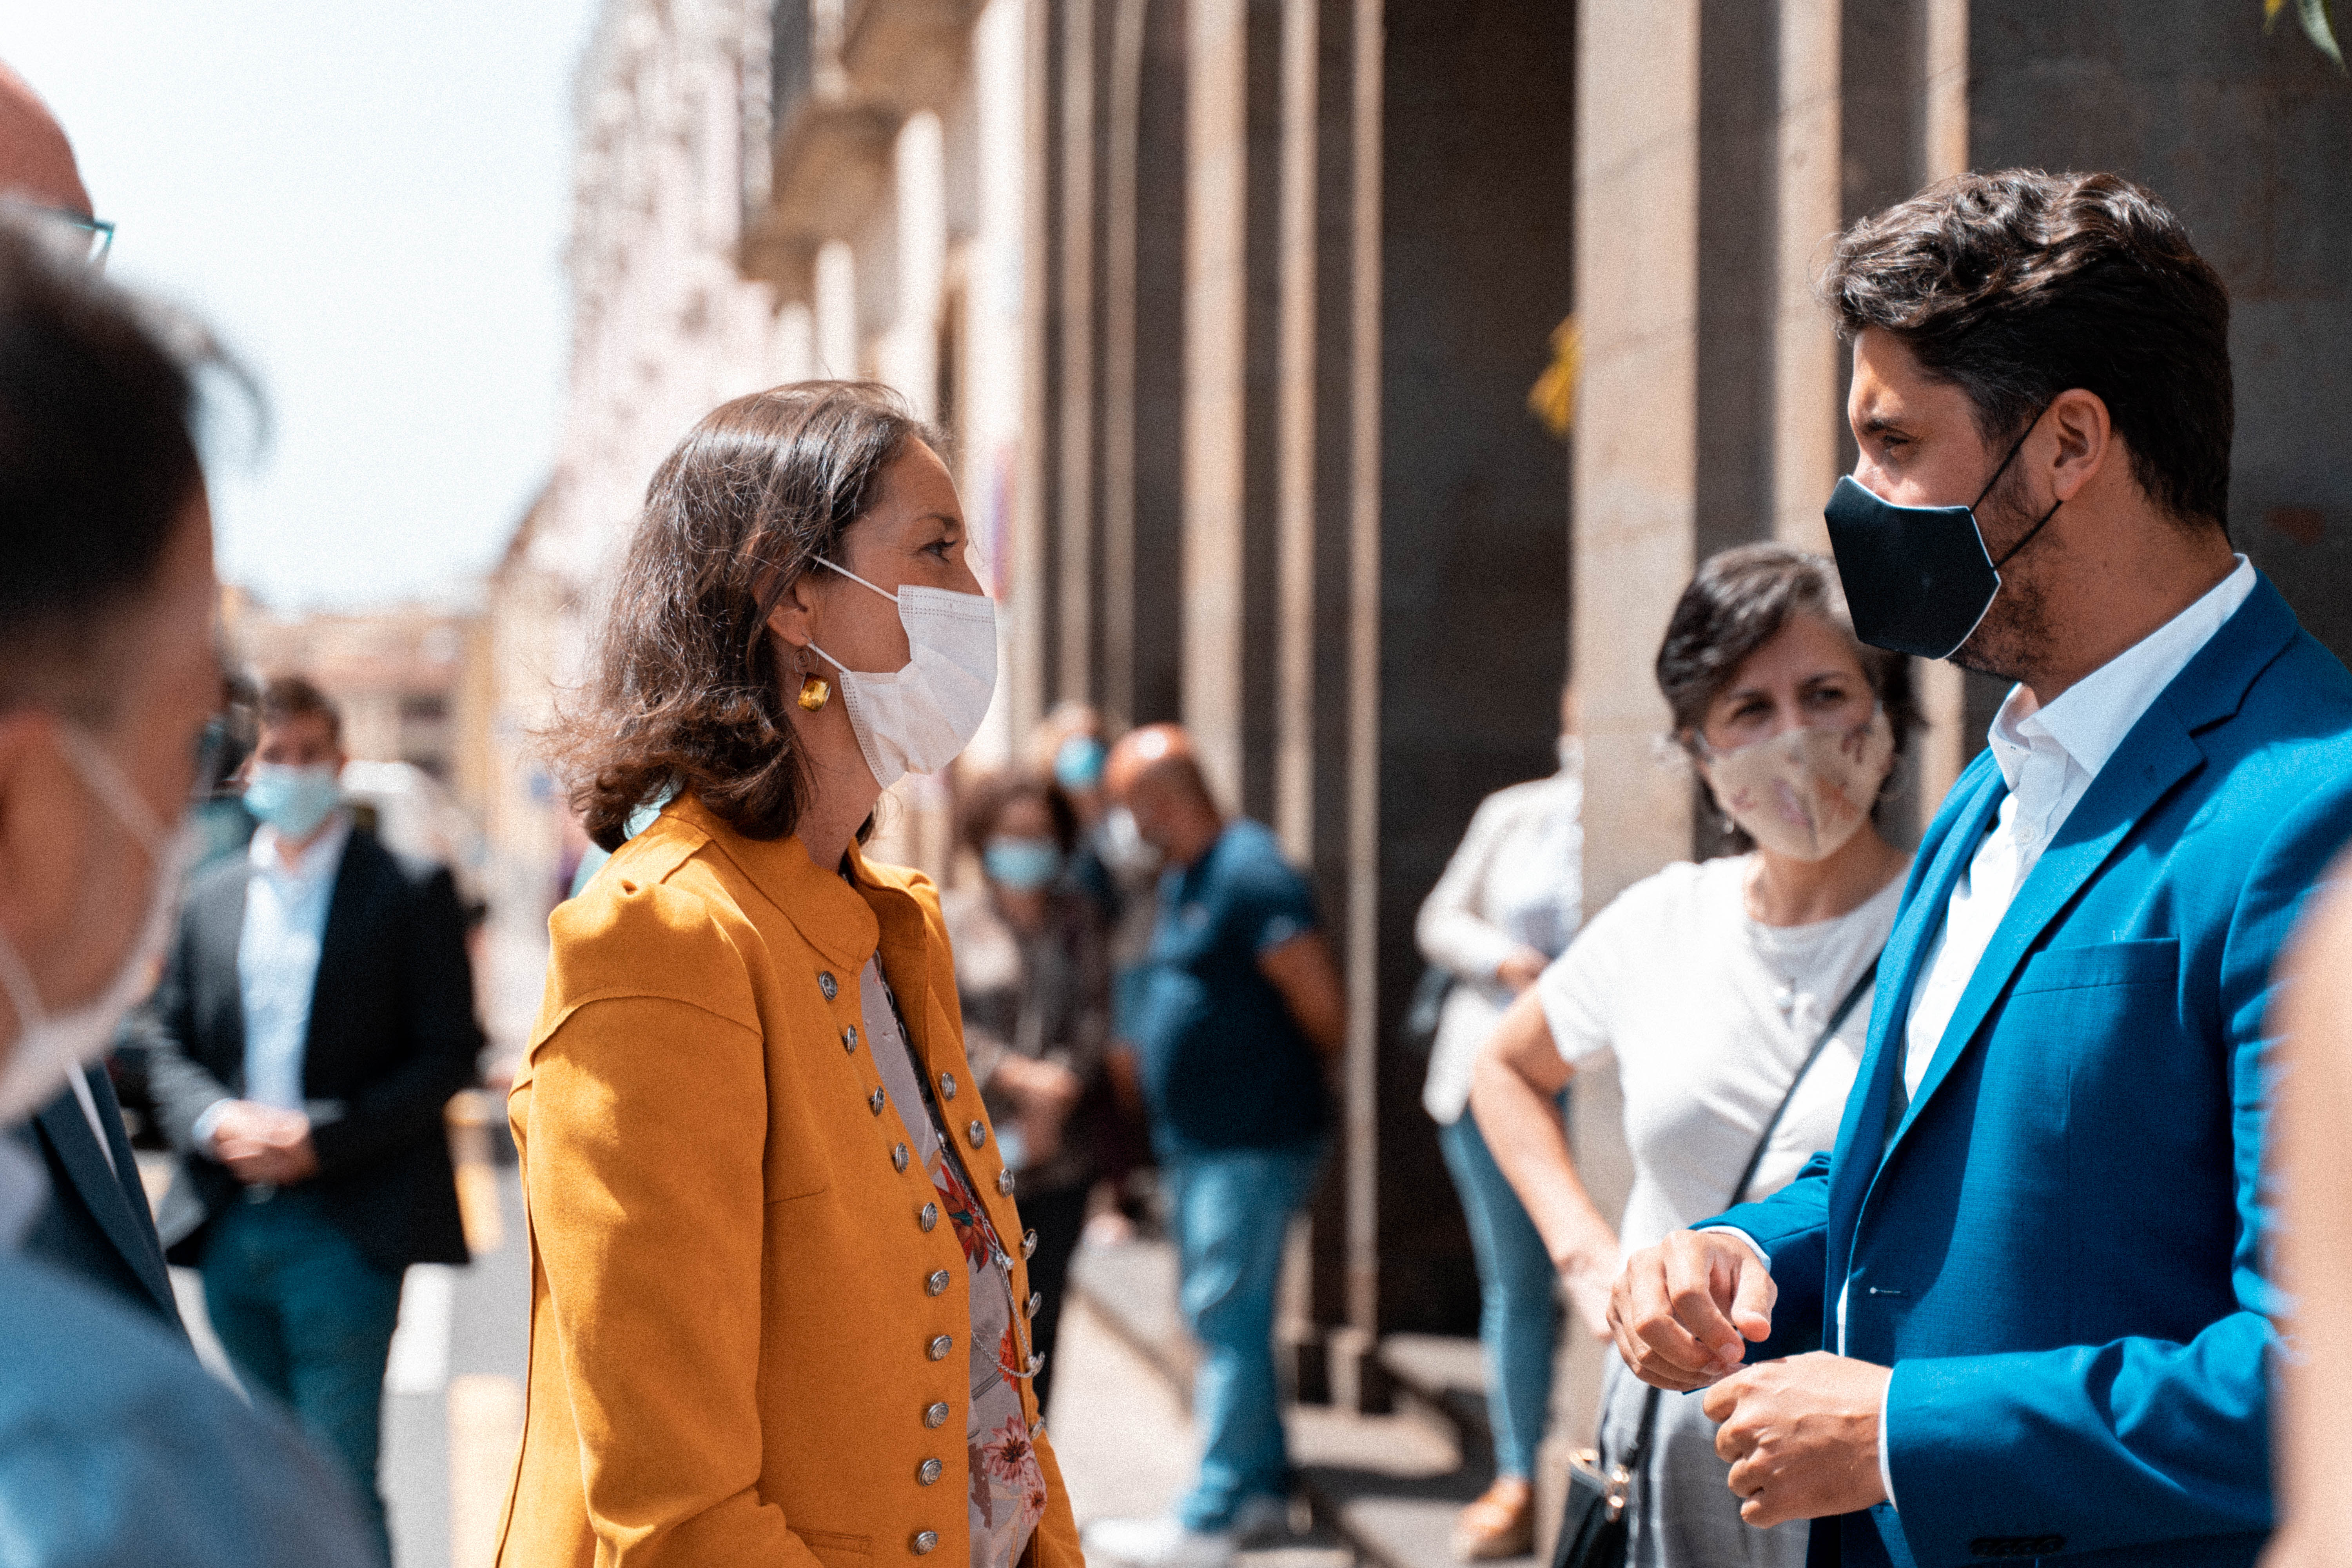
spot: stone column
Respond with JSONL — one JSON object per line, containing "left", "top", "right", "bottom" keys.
{"left": 1771, "top": 0, "right": 1844, "bottom": 554}
{"left": 1183, "top": 0, "right": 1253, "bottom": 805}
{"left": 1011, "top": 0, "right": 1060, "bottom": 742}
{"left": 1573, "top": 0, "right": 1700, "bottom": 911}
{"left": 1181, "top": 0, "right": 1282, "bottom": 811}
{"left": 1058, "top": 0, "right": 1102, "bottom": 704}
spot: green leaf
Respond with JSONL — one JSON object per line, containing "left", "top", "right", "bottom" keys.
{"left": 2298, "top": 0, "right": 2346, "bottom": 67}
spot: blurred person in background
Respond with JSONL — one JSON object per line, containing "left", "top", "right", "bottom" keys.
{"left": 1085, "top": 724, "right": 1343, "bottom": 1568}
{"left": 943, "top": 769, "right": 1112, "bottom": 1412}
{"left": 0, "top": 213, "right": 372, "bottom": 1564}
{"left": 0, "top": 54, "right": 183, "bottom": 1332}
{"left": 1412, "top": 682, "right": 1584, "bottom": 1560}
{"left": 2263, "top": 875, "right": 2352, "bottom": 1568}
{"left": 1031, "top": 700, "right": 1158, "bottom": 1241}
{"left": 1471, "top": 546, "right": 1912, "bottom": 1568}
{"left": 510, "top": 383, "right": 1080, "bottom": 1568}
{"left": 143, "top": 674, "right": 482, "bottom": 1566}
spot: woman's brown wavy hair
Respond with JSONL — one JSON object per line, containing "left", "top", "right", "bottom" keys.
{"left": 547, "top": 381, "right": 939, "bottom": 852}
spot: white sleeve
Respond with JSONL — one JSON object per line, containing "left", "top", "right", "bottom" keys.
{"left": 1532, "top": 900, "right": 1625, "bottom": 1069}
{"left": 1415, "top": 793, "right": 1523, "bottom": 984}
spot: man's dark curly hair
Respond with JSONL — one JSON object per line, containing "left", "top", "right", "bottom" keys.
{"left": 1824, "top": 169, "right": 2232, "bottom": 533}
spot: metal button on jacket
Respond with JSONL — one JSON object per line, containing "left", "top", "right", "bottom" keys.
{"left": 966, "top": 1120, "right": 987, "bottom": 1149}
{"left": 939, "top": 1072, "right": 957, "bottom": 1100}
{"left": 818, "top": 971, "right": 838, "bottom": 1000}
{"left": 1021, "top": 1229, "right": 1038, "bottom": 1259}
{"left": 842, "top": 1025, "right": 859, "bottom": 1052}
{"left": 869, "top": 1088, "right": 887, "bottom": 1116}
{"left": 893, "top": 1143, "right": 911, "bottom": 1173}
{"left": 918, "top": 1202, "right": 939, "bottom": 1232}
{"left": 926, "top": 1334, "right": 953, "bottom": 1361}
{"left": 926, "top": 1268, "right": 951, "bottom": 1296}
{"left": 911, "top": 1531, "right": 939, "bottom": 1556}
{"left": 995, "top": 1169, "right": 1016, "bottom": 1196}
{"left": 923, "top": 1401, "right": 951, "bottom": 1428}
{"left": 917, "top": 1458, "right": 944, "bottom": 1486}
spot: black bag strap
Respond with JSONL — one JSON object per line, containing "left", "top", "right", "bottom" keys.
{"left": 1607, "top": 953, "right": 1882, "bottom": 1486}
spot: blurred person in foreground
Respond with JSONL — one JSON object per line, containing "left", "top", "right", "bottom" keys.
{"left": 2265, "top": 874, "right": 2352, "bottom": 1568}
{"left": 0, "top": 217, "right": 372, "bottom": 1564}
{"left": 1084, "top": 725, "right": 1343, "bottom": 1568}
{"left": 942, "top": 769, "right": 1113, "bottom": 1412}
{"left": 142, "top": 673, "right": 481, "bottom": 1565}
{"left": 506, "top": 383, "right": 1080, "bottom": 1568}
{"left": 0, "top": 56, "right": 182, "bottom": 1329}
{"left": 1413, "top": 681, "right": 1585, "bottom": 1559}
{"left": 1607, "top": 171, "right": 2352, "bottom": 1567}
{"left": 1472, "top": 548, "right": 1911, "bottom": 1566}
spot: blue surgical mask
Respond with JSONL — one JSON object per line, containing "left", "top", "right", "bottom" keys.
{"left": 1053, "top": 735, "right": 1107, "bottom": 791}
{"left": 244, "top": 762, "right": 343, "bottom": 840}
{"left": 984, "top": 836, "right": 1064, "bottom": 892}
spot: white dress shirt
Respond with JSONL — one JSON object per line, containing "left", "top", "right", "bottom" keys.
{"left": 0, "top": 1134, "right": 47, "bottom": 1252}
{"left": 194, "top": 814, "right": 352, "bottom": 1149}
{"left": 66, "top": 1067, "right": 118, "bottom": 1177}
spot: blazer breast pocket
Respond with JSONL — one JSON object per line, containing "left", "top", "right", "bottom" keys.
{"left": 2011, "top": 936, "right": 2179, "bottom": 997}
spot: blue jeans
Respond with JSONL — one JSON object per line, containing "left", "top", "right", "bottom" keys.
{"left": 1164, "top": 1140, "right": 1326, "bottom": 1531}
{"left": 201, "top": 1191, "right": 405, "bottom": 1567}
{"left": 1438, "top": 1111, "right": 1561, "bottom": 1480}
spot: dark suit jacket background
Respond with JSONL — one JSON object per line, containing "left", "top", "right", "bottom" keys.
{"left": 144, "top": 824, "right": 481, "bottom": 1273}
{"left": 11, "top": 1068, "right": 179, "bottom": 1327}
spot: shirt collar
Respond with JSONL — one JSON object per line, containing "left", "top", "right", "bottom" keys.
{"left": 1986, "top": 555, "right": 2255, "bottom": 791}
{"left": 249, "top": 809, "right": 354, "bottom": 883}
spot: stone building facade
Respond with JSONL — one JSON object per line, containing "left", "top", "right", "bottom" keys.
{"left": 497, "top": 0, "right": 2352, "bottom": 1434}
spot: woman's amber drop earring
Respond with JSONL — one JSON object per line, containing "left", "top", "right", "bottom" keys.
{"left": 797, "top": 672, "right": 832, "bottom": 712}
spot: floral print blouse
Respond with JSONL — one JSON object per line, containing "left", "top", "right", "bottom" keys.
{"left": 860, "top": 959, "right": 1048, "bottom": 1568}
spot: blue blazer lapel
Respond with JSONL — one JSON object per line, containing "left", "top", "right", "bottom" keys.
{"left": 1885, "top": 575, "right": 2300, "bottom": 1152}
{"left": 1827, "top": 762, "right": 2005, "bottom": 1271}
{"left": 31, "top": 1071, "right": 177, "bottom": 1320}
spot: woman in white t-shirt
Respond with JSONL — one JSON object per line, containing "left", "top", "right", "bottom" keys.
{"left": 1468, "top": 544, "right": 1918, "bottom": 1568}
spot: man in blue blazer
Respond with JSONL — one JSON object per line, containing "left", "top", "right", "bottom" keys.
{"left": 1605, "top": 171, "right": 2352, "bottom": 1566}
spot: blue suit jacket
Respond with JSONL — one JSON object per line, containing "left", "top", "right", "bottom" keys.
{"left": 0, "top": 1247, "right": 373, "bottom": 1565}
{"left": 1704, "top": 577, "right": 2352, "bottom": 1568}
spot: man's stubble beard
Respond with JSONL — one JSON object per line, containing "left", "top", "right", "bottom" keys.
{"left": 1951, "top": 477, "right": 2060, "bottom": 687}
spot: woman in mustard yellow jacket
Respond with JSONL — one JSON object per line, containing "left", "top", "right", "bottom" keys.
{"left": 498, "top": 383, "right": 1084, "bottom": 1568}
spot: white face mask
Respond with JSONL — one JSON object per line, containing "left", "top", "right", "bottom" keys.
{"left": 808, "top": 558, "right": 999, "bottom": 792}
{"left": 1098, "top": 804, "right": 1162, "bottom": 877}
{"left": 0, "top": 728, "right": 191, "bottom": 1123}
{"left": 1702, "top": 708, "right": 1894, "bottom": 863}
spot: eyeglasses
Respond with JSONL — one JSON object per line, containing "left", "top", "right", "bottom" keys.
{"left": 0, "top": 199, "right": 115, "bottom": 269}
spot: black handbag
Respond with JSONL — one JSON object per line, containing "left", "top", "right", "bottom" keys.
{"left": 1550, "top": 956, "right": 1880, "bottom": 1568}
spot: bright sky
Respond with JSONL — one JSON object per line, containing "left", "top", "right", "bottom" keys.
{"left": 4, "top": 0, "right": 602, "bottom": 610}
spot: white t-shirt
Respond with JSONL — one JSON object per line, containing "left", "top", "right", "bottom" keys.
{"left": 1535, "top": 855, "right": 1905, "bottom": 1256}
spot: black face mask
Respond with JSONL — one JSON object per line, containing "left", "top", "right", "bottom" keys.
{"left": 1823, "top": 413, "right": 2060, "bottom": 660}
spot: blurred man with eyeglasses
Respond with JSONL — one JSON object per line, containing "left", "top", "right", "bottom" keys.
{"left": 0, "top": 57, "right": 181, "bottom": 1336}
{"left": 0, "top": 175, "right": 373, "bottom": 1561}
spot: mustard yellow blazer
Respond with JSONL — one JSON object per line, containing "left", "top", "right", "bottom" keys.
{"left": 496, "top": 797, "right": 1085, "bottom": 1568}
